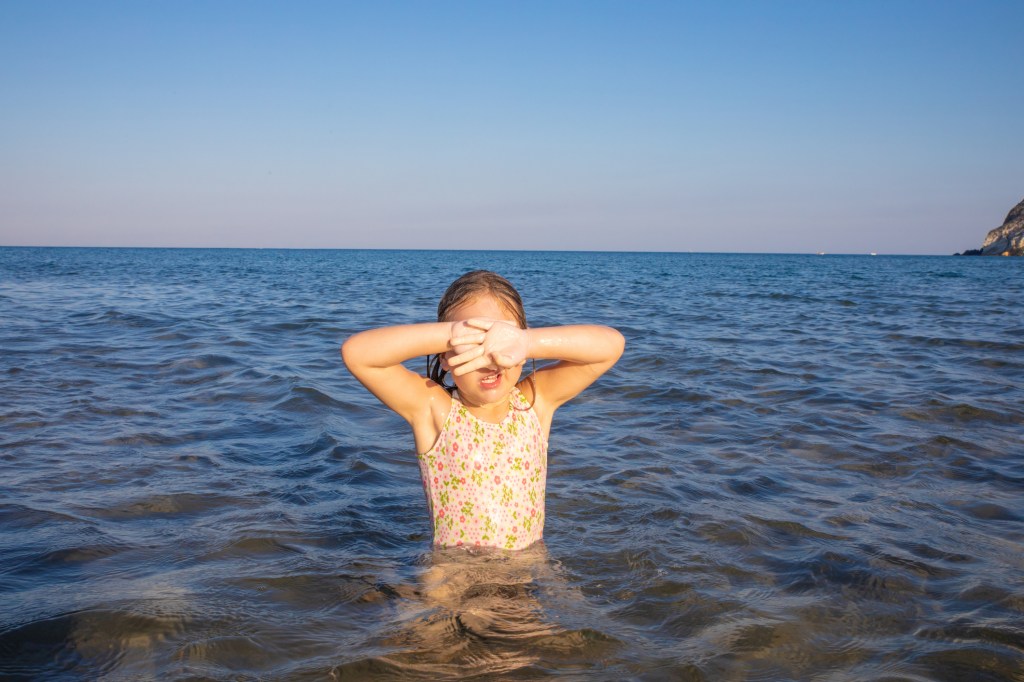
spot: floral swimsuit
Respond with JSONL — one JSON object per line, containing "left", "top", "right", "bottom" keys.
{"left": 418, "top": 387, "right": 547, "bottom": 550}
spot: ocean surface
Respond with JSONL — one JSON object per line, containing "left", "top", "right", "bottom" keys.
{"left": 1, "top": 247, "right": 1021, "bottom": 681}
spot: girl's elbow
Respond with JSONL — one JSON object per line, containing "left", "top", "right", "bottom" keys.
{"left": 340, "top": 335, "right": 363, "bottom": 370}
{"left": 607, "top": 327, "right": 626, "bottom": 360}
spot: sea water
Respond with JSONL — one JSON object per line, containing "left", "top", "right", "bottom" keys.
{"left": 1, "top": 247, "right": 1021, "bottom": 680}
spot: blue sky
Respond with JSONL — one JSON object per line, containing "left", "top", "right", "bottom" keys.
{"left": 2, "top": 1, "right": 1022, "bottom": 254}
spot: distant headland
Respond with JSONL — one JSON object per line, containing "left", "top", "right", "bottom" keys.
{"left": 956, "top": 196, "right": 1024, "bottom": 256}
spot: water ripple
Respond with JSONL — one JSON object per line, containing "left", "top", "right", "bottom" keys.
{"left": 1, "top": 248, "right": 1022, "bottom": 680}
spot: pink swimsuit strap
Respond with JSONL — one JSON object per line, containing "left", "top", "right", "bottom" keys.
{"left": 418, "top": 387, "right": 548, "bottom": 550}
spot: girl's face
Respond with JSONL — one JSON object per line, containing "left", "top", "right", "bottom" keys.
{"left": 444, "top": 294, "right": 524, "bottom": 408}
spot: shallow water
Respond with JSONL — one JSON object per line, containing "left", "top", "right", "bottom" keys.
{"left": 1, "top": 247, "right": 1022, "bottom": 681}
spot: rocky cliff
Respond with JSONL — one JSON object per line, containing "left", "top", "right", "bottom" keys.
{"left": 976, "top": 197, "right": 1024, "bottom": 256}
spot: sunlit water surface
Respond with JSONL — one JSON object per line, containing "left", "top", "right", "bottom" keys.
{"left": 1, "top": 248, "right": 1021, "bottom": 681}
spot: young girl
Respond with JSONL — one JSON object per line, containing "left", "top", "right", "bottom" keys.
{"left": 341, "top": 270, "right": 624, "bottom": 551}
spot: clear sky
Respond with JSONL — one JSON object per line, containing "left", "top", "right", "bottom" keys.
{"left": 2, "top": 1, "right": 1022, "bottom": 254}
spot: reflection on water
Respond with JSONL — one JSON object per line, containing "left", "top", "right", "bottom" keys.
{"left": 1, "top": 248, "right": 1023, "bottom": 680}
{"left": 337, "top": 543, "right": 616, "bottom": 680}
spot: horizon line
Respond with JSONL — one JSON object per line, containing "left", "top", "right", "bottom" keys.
{"left": 0, "top": 244, "right": 966, "bottom": 257}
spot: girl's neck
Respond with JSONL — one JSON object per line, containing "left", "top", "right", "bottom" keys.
{"left": 454, "top": 389, "right": 513, "bottom": 424}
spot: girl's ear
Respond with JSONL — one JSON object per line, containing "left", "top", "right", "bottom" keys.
{"left": 439, "top": 352, "right": 452, "bottom": 372}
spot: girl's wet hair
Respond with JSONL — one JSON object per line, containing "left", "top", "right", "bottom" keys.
{"left": 427, "top": 270, "right": 528, "bottom": 393}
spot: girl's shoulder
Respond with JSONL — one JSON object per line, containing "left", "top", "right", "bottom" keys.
{"left": 516, "top": 375, "right": 536, "bottom": 406}
{"left": 412, "top": 379, "right": 457, "bottom": 455}
{"left": 426, "top": 380, "right": 456, "bottom": 422}
{"left": 515, "top": 374, "right": 553, "bottom": 439}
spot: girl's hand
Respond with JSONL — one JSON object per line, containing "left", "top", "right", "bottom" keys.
{"left": 448, "top": 319, "right": 485, "bottom": 357}
{"left": 448, "top": 318, "right": 529, "bottom": 376}
{"left": 479, "top": 319, "right": 529, "bottom": 368}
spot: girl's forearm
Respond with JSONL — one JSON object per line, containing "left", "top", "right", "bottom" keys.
{"left": 342, "top": 322, "right": 452, "bottom": 370}
{"left": 526, "top": 325, "right": 625, "bottom": 365}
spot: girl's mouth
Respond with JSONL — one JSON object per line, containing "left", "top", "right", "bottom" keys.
{"left": 480, "top": 371, "right": 502, "bottom": 390}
